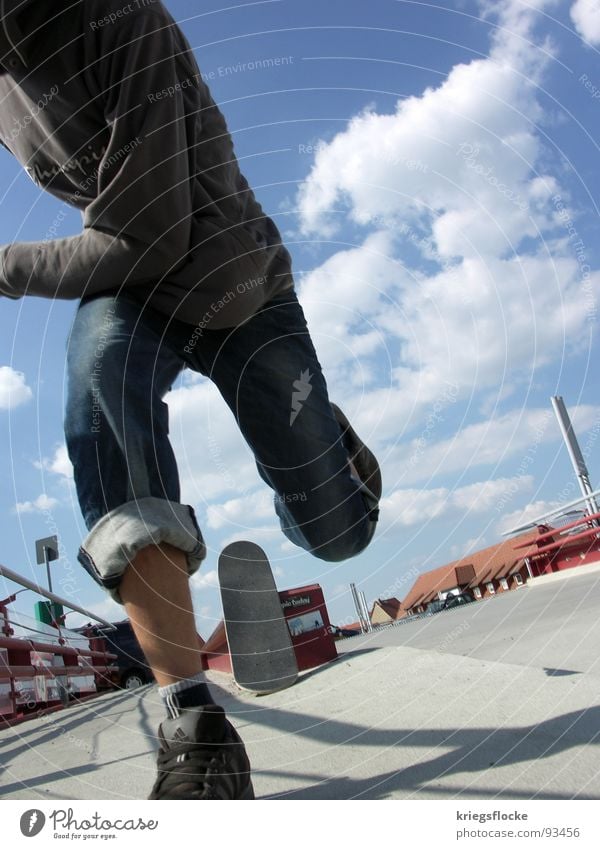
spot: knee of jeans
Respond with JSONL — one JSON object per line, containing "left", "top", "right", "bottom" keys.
{"left": 310, "top": 521, "right": 373, "bottom": 563}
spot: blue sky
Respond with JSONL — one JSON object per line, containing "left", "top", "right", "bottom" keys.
{"left": 1, "top": 0, "right": 599, "bottom": 636}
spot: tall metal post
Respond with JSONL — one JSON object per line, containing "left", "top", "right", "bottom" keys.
{"left": 34, "top": 536, "right": 67, "bottom": 705}
{"left": 44, "top": 547, "right": 53, "bottom": 594}
{"left": 360, "top": 591, "right": 373, "bottom": 632}
{"left": 551, "top": 397, "right": 599, "bottom": 517}
{"left": 350, "top": 583, "right": 368, "bottom": 633}
{"left": 35, "top": 535, "right": 59, "bottom": 593}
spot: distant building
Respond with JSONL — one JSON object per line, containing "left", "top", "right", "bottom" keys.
{"left": 399, "top": 515, "right": 600, "bottom": 616}
{"left": 362, "top": 510, "right": 600, "bottom": 627}
{"left": 400, "top": 528, "right": 544, "bottom": 617}
{"left": 370, "top": 597, "right": 405, "bottom": 626}
{"left": 512, "top": 515, "right": 600, "bottom": 576}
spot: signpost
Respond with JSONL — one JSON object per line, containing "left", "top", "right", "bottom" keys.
{"left": 35, "top": 535, "right": 59, "bottom": 593}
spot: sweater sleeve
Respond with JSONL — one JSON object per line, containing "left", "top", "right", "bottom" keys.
{"left": 0, "top": 11, "right": 195, "bottom": 300}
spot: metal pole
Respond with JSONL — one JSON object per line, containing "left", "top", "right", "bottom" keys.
{"left": 0, "top": 563, "right": 116, "bottom": 629}
{"left": 502, "top": 487, "right": 600, "bottom": 535}
{"left": 43, "top": 546, "right": 53, "bottom": 594}
{"left": 551, "top": 396, "right": 599, "bottom": 517}
{"left": 350, "top": 583, "right": 368, "bottom": 633}
{"left": 360, "top": 591, "right": 373, "bottom": 633}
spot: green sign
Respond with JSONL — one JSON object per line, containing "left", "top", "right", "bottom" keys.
{"left": 34, "top": 601, "right": 64, "bottom": 627}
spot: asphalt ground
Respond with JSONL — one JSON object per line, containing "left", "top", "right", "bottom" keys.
{"left": 0, "top": 566, "right": 599, "bottom": 800}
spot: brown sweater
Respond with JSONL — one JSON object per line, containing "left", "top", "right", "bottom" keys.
{"left": 0, "top": 0, "right": 293, "bottom": 328}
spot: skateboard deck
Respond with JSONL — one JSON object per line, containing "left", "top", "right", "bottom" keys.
{"left": 218, "top": 540, "right": 298, "bottom": 694}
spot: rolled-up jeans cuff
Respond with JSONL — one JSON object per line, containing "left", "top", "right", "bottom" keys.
{"left": 77, "top": 497, "right": 206, "bottom": 605}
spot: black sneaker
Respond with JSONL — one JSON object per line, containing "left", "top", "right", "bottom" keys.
{"left": 331, "top": 403, "right": 382, "bottom": 504}
{"left": 149, "top": 704, "right": 255, "bottom": 800}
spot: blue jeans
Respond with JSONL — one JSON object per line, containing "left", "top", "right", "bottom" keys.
{"left": 65, "top": 288, "right": 379, "bottom": 602}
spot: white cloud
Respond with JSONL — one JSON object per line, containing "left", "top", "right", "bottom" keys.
{"left": 205, "top": 490, "right": 274, "bottom": 531}
{"left": 190, "top": 568, "right": 219, "bottom": 590}
{"left": 297, "top": 230, "right": 401, "bottom": 370}
{"left": 380, "top": 475, "right": 534, "bottom": 529}
{"left": 67, "top": 595, "right": 124, "bottom": 630}
{"left": 292, "top": 0, "right": 598, "bottom": 430}
{"left": 296, "top": 0, "right": 553, "bottom": 241}
{"left": 381, "top": 486, "right": 448, "bottom": 528}
{"left": 35, "top": 444, "right": 74, "bottom": 480}
{"left": 381, "top": 254, "right": 592, "bottom": 427}
{"left": 383, "top": 404, "right": 600, "bottom": 487}
{"left": 166, "top": 379, "right": 262, "bottom": 505}
{"left": 14, "top": 493, "right": 59, "bottom": 514}
{"left": 496, "top": 498, "right": 564, "bottom": 535}
{"left": 570, "top": 0, "right": 600, "bottom": 45}
{"left": 0, "top": 366, "right": 32, "bottom": 409}
{"left": 217, "top": 525, "right": 282, "bottom": 553}
{"left": 449, "top": 535, "right": 488, "bottom": 559}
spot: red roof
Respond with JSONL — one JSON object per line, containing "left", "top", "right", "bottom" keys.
{"left": 370, "top": 597, "right": 404, "bottom": 621}
{"left": 401, "top": 528, "right": 544, "bottom": 610}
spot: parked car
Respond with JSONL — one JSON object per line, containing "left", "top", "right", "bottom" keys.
{"left": 330, "top": 625, "right": 361, "bottom": 639}
{"left": 80, "top": 620, "right": 153, "bottom": 690}
{"left": 426, "top": 592, "right": 474, "bottom": 615}
{"left": 444, "top": 592, "right": 474, "bottom": 609}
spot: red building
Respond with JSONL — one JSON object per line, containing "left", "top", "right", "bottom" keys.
{"left": 396, "top": 513, "right": 600, "bottom": 617}
{"left": 399, "top": 528, "right": 545, "bottom": 616}
{"left": 512, "top": 511, "right": 600, "bottom": 576}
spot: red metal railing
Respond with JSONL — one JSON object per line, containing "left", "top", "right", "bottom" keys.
{"left": 521, "top": 525, "right": 600, "bottom": 559}
{"left": 513, "top": 511, "right": 600, "bottom": 550}
{"left": 0, "top": 562, "right": 120, "bottom": 725}
{"left": 0, "top": 633, "right": 117, "bottom": 724}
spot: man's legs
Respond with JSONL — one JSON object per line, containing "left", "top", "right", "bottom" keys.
{"left": 65, "top": 293, "right": 252, "bottom": 799}
{"left": 64, "top": 286, "right": 378, "bottom": 799}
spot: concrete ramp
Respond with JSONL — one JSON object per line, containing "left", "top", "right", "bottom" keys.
{"left": 1, "top": 570, "right": 599, "bottom": 800}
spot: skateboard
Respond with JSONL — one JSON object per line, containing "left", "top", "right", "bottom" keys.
{"left": 218, "top": 540, "right": 298, "bottom": 694}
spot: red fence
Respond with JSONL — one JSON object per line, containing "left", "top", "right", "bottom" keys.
{"left": 0, "top": 633, "right": 117, "bottom": 725}
{"left": 0, "top": 562, "right": 121, "bottom": 725}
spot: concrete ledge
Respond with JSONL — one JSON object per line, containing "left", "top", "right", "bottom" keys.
{"left": 528, "top": 561, "right": 600, "bottom": 587}
{"left": 2, "top": 569, "right": 600, "bottom": 800}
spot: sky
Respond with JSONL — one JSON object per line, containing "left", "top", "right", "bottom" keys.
{"left": 0, "top": 0, "right": 599, "bottom": 637}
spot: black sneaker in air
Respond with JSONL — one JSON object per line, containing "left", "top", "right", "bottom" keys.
{"left": 331, "top": 403, "right": 382, "bottom": 503}
{"left": 149, "top": 704, "right": 255, "bottom": 800}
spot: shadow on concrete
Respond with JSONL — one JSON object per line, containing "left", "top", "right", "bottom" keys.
{"left": 2, "top": 680, "right": 598, "bottom": 800}
{"left": 0, "top": 689, "right": 149, "bottom": 790}
{"left": 0, "top": 751, "right": 152, "bottom": 799}
{"left": 241, "top": 703, "right": 600, "bottom": 800}
{"left": 543, "top": 668, "right": 581, "bottom": 677}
